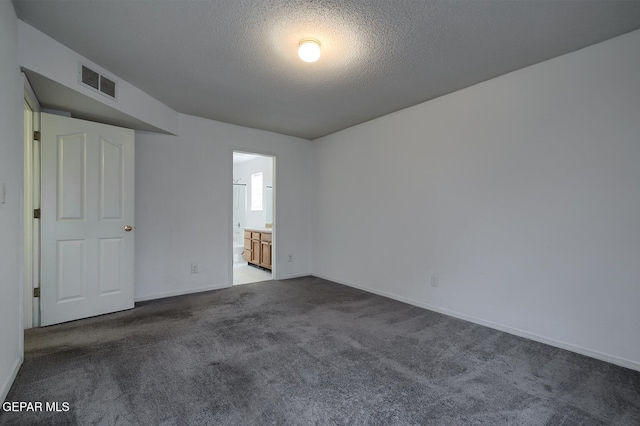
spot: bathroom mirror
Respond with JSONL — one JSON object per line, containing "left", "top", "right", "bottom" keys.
{"left": 265, "top": 186, "right": 273, "bottom": 228}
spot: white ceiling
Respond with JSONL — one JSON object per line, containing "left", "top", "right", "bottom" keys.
{"left": 233, "top": 152, "right": 261, "bottom": 165}
{"left": 13, "top": 0, "right": 640, "bottom": 140}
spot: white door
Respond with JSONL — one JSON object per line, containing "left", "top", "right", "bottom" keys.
{"left": 40, "top": 113, "right": 135, "bottom": 326}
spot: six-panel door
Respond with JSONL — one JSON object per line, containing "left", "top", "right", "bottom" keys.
{"left": 40, "top": 113, "right": 134, "bottom": 326}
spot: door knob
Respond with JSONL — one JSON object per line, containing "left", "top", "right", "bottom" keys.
{"left": 124, "top": 225, "right": 133, "bottom": 232}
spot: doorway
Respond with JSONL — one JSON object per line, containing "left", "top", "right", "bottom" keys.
{"left": 232, "top": 151, "right": 274, "bottom": 285}
{"left": 22, "top": 93, "right": 136, "bottom": 327}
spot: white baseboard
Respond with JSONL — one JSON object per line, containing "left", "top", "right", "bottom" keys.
{"left": 1, "top": 356, "right": 22, "bottom": 404}
{"left": 312, "top": 273, "right": 640, "bottom": 372}
{"left": 134, "top": 283, "right": 230, "bottom": 302}
{"left": 278, "top": 273, "right": 312, "bottom": 280}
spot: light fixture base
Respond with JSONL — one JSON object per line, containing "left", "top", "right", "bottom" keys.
{"left": 298, "top": 39, "right": 321, "bottom": 63}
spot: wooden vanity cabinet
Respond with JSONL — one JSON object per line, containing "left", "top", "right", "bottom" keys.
{"left": 243, "top": 231, "right": 252, "bottom": 262}
{"left": 243, "top": 230, "right": 272, "bottom": 270}
{"left": 260, "top": 233, "right": 272, "bottom": 269}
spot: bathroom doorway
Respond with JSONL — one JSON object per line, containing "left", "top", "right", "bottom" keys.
{"left": 232, "top": 151, "right": 274, "bottom": 285}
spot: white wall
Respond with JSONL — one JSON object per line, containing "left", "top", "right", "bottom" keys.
{"left": 17, "top": 21, "right": 178, "bottom": 135}
{"left": 135, "top": 113, "right": 312, "bottom": 301}
{"left": 13, "top": 15, "right": 313, "bottom": 308}
{"left": 0, "top": 1, "right": 24, "bottom": 402}
{"left": 234, "top": 156, "right": 273, "bottom": 229}
{"left": 312, "top": 29, "right": 640, "bottom": 370}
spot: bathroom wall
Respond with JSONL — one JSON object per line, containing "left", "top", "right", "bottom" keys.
{"left": 233, "top": 155, "right": 274, "bottom": 230}
{"left": 232, "top": 184, "right": 247, "bottom": 245}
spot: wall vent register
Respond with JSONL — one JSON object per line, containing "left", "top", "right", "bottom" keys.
{"left": 80, "top": 64, "right": 117, "bottom": 99}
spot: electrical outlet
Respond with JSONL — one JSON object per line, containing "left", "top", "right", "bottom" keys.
{"left": 431, "top": 276, "right": 438, "bottom": 287}
{"left": 191, "top": 264, "right": 199, "bottom": 274}
{"left": 288, "top": 255, "right": 293, "bottom": 262}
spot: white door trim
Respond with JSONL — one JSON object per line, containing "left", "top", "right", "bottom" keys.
{"left": 23, "top": 73, "right": 41, "bottom": 329}
{"left": 230, "top": 147, "right": 277, "bottom": 284}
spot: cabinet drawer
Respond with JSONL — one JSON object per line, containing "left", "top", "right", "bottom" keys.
{"left": 244, "top": 230, "right": 252, "bottom": 239}
{"left": 260, "top": 233, "right": 272, "bottom": 242}
{"left": 244, "top": 238, "right": 251, "bottom": 249}
{"left": 251, "top": 232, "right": 261, "bottom": 239}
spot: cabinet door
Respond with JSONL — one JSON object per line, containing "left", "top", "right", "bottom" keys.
{"left": 243, "top": 243, "right": 251, "bottom": 261}
{"left": 251, "top": 239, "right": 261, "bottom": 263}
{"left": 243, "top": 231, "right": 252, "bottom": 261}
{"left": 261, "top": 242, "right": 272, "bottom": 269}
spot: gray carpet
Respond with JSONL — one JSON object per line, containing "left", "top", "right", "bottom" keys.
{"left": 2, "top": 276, "right": 639, "bottom": 425}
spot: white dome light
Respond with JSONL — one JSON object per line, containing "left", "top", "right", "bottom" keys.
{"left": 298, "top": 39, "right": 321, "bottom": 63}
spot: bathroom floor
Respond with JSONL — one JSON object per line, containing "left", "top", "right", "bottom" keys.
{"left": 233, "top": 262, "right": 272, "bottom": 285}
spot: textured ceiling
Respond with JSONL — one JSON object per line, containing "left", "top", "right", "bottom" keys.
{"left": 13, "top": 0, "right": 640, "bottom": 140}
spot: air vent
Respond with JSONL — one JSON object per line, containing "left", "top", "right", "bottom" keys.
{"left": 99, "top": 75, "right": 116, "bottom": 97}
{"left": 79, "top": 64, "right": 117, "bottom": 100}
{"left": 81, "top": 65, "right": 99, "bottom": 90}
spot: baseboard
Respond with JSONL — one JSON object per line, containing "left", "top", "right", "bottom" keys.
{"left": 278, "top": 273, "right": 312, "bottom": 280}
{"left": 134, "top": 274, "right": 313, "bottom": 302}
{"left": 312, "top": 273, "right": 640, "bottom": 372}
{"left": 134, "top": 283, "right": 230, "bottom": 302}
{"left": 1, "top": 356, "right": 22, "bottom": 404}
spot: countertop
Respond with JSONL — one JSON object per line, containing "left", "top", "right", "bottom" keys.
{"left": 244, "top": 227, "right": 272, "bottom": 233}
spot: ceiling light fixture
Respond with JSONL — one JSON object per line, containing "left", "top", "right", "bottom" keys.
{"left": 298, "top": 39, "right": 321, "bottom": 63}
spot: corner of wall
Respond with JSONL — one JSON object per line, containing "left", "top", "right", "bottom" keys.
{"left": 1, "top": 357, "right": 23, "bottom": 404}
{"left": 0, "top": 0, "right": 24, "bottom": 405}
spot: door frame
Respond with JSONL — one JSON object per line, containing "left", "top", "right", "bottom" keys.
{"left": 23, "top": 73, "right": 41, "bottom": 329}
{"left": 229, "top": 148, "right": 277, "bottom": 284}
